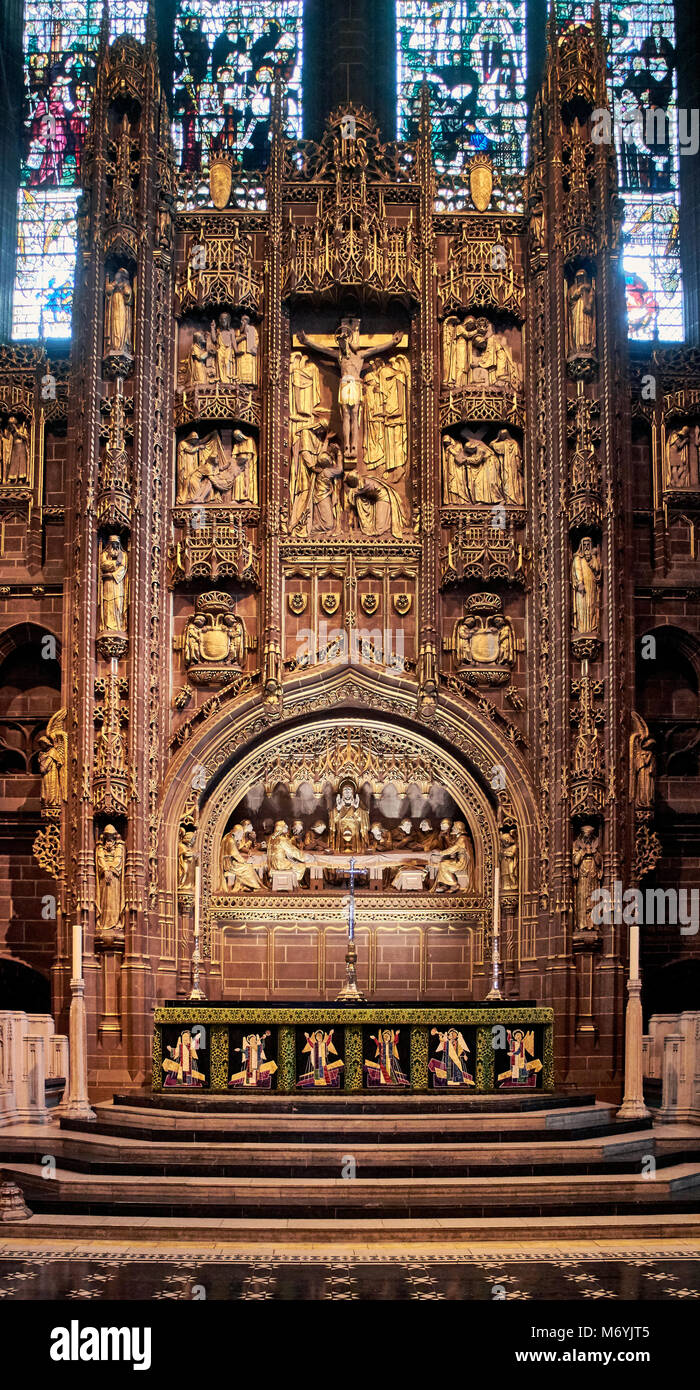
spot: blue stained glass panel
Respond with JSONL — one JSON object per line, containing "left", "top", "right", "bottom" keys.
{"left": 12, "top": 1, "right": 149, "bottom": 341}
{"left": 396, "top": 0, "right": 528, "bottom": 176}
{"left": 172, "top": 1, "right": 303, "bottom": 173}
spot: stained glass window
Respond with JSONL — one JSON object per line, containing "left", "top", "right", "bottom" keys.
{"left": 395, "top": 1, "right": 528, "bottom": 177}
{"left": 557, "top": 1, "right": 683, "bottom": 342}
{"left": 172, "top": 1, "right": 303, "bottom": 173}
{"left": 12, "top": 2, "right": 149, "bottom": 341}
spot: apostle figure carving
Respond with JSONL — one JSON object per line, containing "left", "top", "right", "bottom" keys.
{"left": 442, "top": 430, "right": 515, "bottom": 506}
{"left": 187, "top": 329, "right": 211, "bottom": 384}
{"left": 231, "top": 429, "right": 258, "bottom": 505}
{"left": 629, "top": 712, "right": 656, "bottom": 813}
{"left": 1, "top": 415, "right": 30, "bottom": 484}
{"left": 104, "top": 267, "right": 134, "bottom": 358}
{"left": 571, "top": 536, "right": 602, "bottom": 636}
{"left": 289, "top": 351, "right": 321, "bottom": 436}
{"left": 289, "top": 423, "right": 343, "bottom": 536}
{"left": 431, "top": 822, "right": 474, "bottom": 893}
{"left": 491, "top": 429, "right": 525, "bottom": 505}
{"left": 210, "top": 312, "right": 236, "bottom": 382}
{"left": 348, "top": 466, "right": 407, "bottom": 540}
{"left": 267, "top": 820, "right": 309, "bottom": 884}
{"left": 221, "top": 824, "right": 264, "bottom": 892}
{"left": 98, "top": 534, "right": 128, "bottom": 634}
{"left": 297, "top": 318, "right": 402, "bottom": 458}
{"left": 442, "top": 316, "right": 521, "bottom": 391}
{"left": 329, "top": 781, "right": 370, "bottom": 853}
{"left": 572, "top": 824, "right": 602, "bottom": 937}
{"left": 95, "top": 824, "right": 126, "bottom": 936}
{"left": 567, "top": 267, "right": 597, "bottom": 359}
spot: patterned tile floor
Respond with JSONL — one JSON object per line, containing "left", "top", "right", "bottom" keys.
{"left": 0, "top": 1243, "right": 697, "bottom": 1300}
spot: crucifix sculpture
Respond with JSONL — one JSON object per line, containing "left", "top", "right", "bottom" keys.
{"left": 297, "top": 317, "right": 402, "bottom": 459}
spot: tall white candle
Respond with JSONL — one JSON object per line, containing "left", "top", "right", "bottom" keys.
{"left": 629, "top": 920, "right": 640, "bottom": 981}
{"left": 72, "top": 922, "right": 82, "bottom": 980}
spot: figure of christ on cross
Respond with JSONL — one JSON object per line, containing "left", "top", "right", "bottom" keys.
{"left": 297, "top": 319, "right": 403, "bottom": 459}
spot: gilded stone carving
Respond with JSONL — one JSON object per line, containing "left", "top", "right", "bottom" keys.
{"left": 445, "top": 593, "right": 518, "bottom": 687}
{"left": 181, "top": 591, "right": 250, "bottom": 686}
{"left": 95, "top": 824, "right": 126, "bottom": 938}
{"left": 572, "top": 824, "right": 602, "bottom": 944}
{"left": 571, "top": 536, "right": 602, "bottom": 638}
{"left": 97, "top": 534, "right": 128, "bottom": 647}
{"left": 37, "top": 709, "right": 68, "bottom": 812}
{"left": 629, "top": 711, "right": 656, "bottom": 816}
{"left": 104, "top": 267, "right": 134, "bottom": 366}
{"left": 297, "top": 319, "right": 403, "bottom": 459}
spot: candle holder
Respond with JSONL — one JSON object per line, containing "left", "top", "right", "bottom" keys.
{"left": 336, "top": 857, "right": 367, "bottom": 1003}
{"left": 485, "top": 864, "right": 504, "bottom": 1001}
{"left": 188, "top": 859, "right": 207, "bottom": 1002}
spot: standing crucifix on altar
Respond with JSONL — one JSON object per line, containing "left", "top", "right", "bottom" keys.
{"left": 297, "top": 318, "right": 402, "bottom": 458}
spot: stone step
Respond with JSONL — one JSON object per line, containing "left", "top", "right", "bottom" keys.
{"left": 1, "top": 1124, "right": 697, "bottom": 1177}
{"left": 113, "top": 1088, "right": 596, "bottom": 1116}
{"left": 3, "top": 1158, "right": 700, "bottom": 1217}
{"left": 3, "top": 1211, "right": 699, "bottom": 1243}
{"left": 60, "top": 1099, "right": 626, "bottom": 1144}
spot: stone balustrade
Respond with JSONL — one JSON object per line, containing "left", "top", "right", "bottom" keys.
{"left": 0, "top": 1011, "right": 68, "bottom": 1126}
{"left": 643, "top": 1011, "right": 700, "bottom": 1125}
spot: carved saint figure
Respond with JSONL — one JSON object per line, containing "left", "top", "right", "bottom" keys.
{"left": 289, "top": 424, "right": 343, "bottom": 536}
{"left": 210, "top": 311, "right": 236, "bottom": 382}
{"left": 572, "top": 824, "right": 603, "bottom": 935}
{"left": 567, "top": 267, "right": 597, "bottom": 356}
{"left": 665, "top": 425, "right": 699, "bottom": 489}
{"left": 429, "top": 1027, "right": 474, "bottom": 1087}
{"left": 431, "top": 822, "right": 474, "bottom": 893}
{"left": 176, "top": 429, "right": 240, "bottom": 504}
{"left": 234, "top": 315, "right": 259, "bottom": 385}
{"left": 463, "top": 437, "right": 504, "bottom": 504}
{"left": 95, "top": 824, "right": 126, "bottom": 935}
{"left": 378, "top": 356, "right": 409, "bottom": 474}
{"left": 187, "top": 329, "right": 211, "bottom": 384}
{"left": 442, "top": 315, "right": 472, "bottom": 389}
{"left": 571, "top": 536, "right": 602, "bottom": 635}
{"left": 329, "top": 781, "right": 370, "bottom": 853}
{"left": 98, "top": 534, "right": 128, "bottom": 633}
{"left": 4, "top": 416, "right": 30, "bottom": 484}
{"left": 297, "top": 318, "right": 403, "bottom": 458}
{"left": 104, "top": 267, "right": 134, "bottom": 357}
{"left": 629, "top": 712, "right": 656, "bottom": 811}
{"left": 37, "top": 709, "right": 67, "bottom": 807}
{"left": 221, "top": 824, "right": 264, "bottom": 891}
{"left": 491, "top": 429, "right": 525, "bottom": 505}
{"left": 231, "top": 429, "right": 258, "bottom": 505}
{"left": 362, "top": 363, "right": 386, "bottom": 469}
{"left": 177, "top": 825, "right": 197, "bottom": 889}
{"left": 267, "top": 819, "right": 309, "bottom": 883}
{"left": 442, "top": 433, "right": 472, "bottom": 504}
{"left": 499, "top": 827, "right": 519, "bottom": 894}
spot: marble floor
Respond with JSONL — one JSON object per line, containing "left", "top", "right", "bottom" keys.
{"left": 0, "top": 1241, "right": 698, "bottom": 1300}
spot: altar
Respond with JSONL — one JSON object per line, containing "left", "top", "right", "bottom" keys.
{"left": 153, "top": 1002, "right": 554, "bottom": 1093}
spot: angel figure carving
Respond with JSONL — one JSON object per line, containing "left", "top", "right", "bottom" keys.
{"left": 37, "top": 708, "right": 68, "bottom": 808}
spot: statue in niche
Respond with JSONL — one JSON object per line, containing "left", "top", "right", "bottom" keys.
{"left": 234, "top": 315, "right": 259, "bottom": 385}
{"left": 98, "top": 534, "right": 128, "bottom": 633}
{"left": 221, "top": 824, "right": 264, "bottom": 892}
{"left": 37, "top": 708, "right": 67, "bottom": 808}
{"left": 176, "top": 429, "right": 245, "bottom": 504}
{"left": 177, "top": 825, "right": 197, "bottom": 890}
{"left": 231, "top": 429, "right": 258, "bottom": 505}
{"left": 289, "top": 352, "right": 322, "bottom": 438}
{"left": 186, "top": 329, "right": 211, "bottom": 384}
{"left": 665, "top": 424, "right": 699, "bottom": 489}
{"left": 567, "top": 268, "right": 597, "bottom": 358}
{"left": 442, "top": 433, "right": 472, "bottom": 505}
{"left": 442, "top": 316, "right": 472, "bottom": 390}
{"left": 499, "top": 826, "right": 519, "bottom": 894}
{"left": 347, "top": 466, "right": 407, "bottom": 540}
{"left": 289, "top": 423, "right": 343, "bottom": 536}
{"left": 210, "top": 312, "right": 236, "bottom": 382}
{"left": 329, "top": 780, "right": 370, "bottom": 853}
{"left": 104, "top": 267, "right": 134, "bottom": 357}
{"left": 476, "top": 324, "right": 520, "bottom": 389}
{"left": 297, "top": 318, "right": 403, "bottom": 458}
{"left": 572, "top": 823, "right": 602, "bottom": 936}
{"left": 2, "top": 415, "right": 30, "bottom": 484}
{"left": 431, "top": 822, "right": 474, "bottom": 893}
{"left": 571, "top": 536, "right": 602, "bottom": 636}
{"left": 267, "top": 820, "right": 309, "bottom": 884}
{"left": 95, "top": 824, "right": 126, "bottom": 935}
{"left": 183, "top": 592, "right": 247, "bottom": 677}
{"left": 491, "top": 429, "right": 525, "bottom": 506}
{"left": 629, "top": 712, "right": 656, "bottom": 812}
